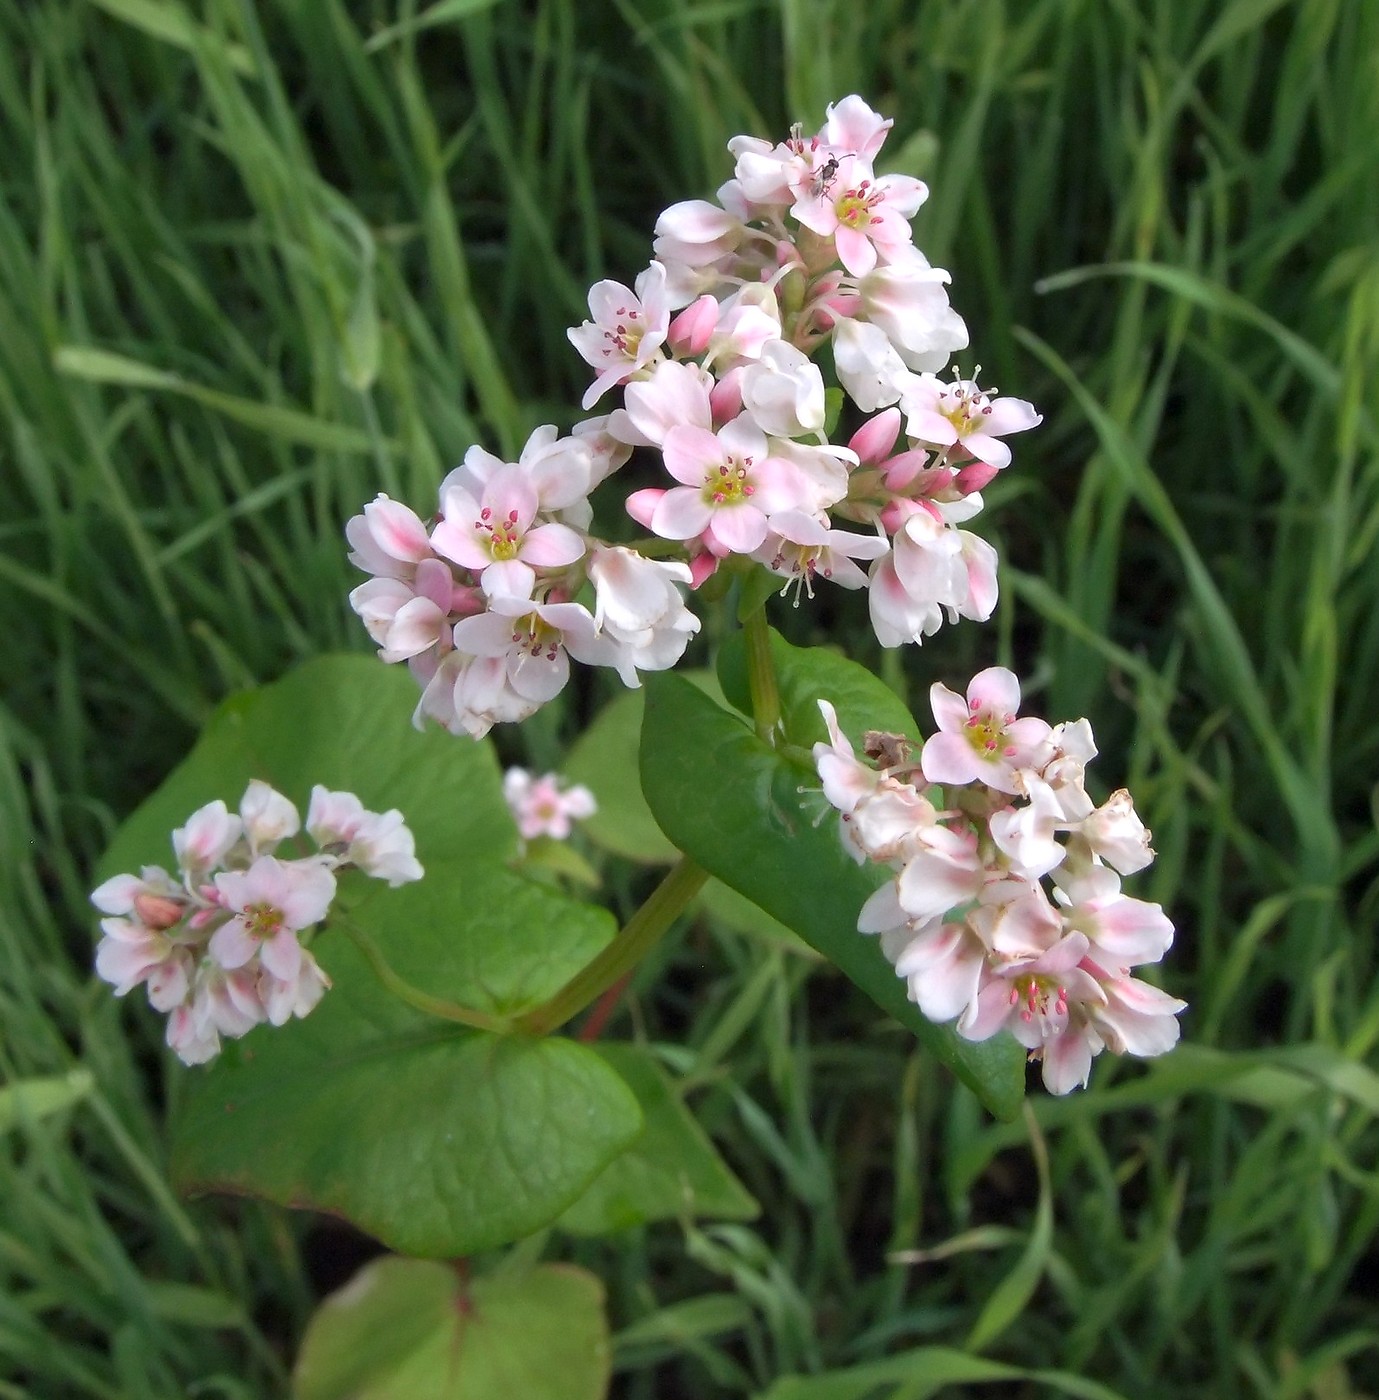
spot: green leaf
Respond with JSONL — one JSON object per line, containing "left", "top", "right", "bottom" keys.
{"left": 639, "top": 672, "right": 1024, "bottom": 1121}
{"left": 144, "top": 1282, "right": 246, "bottom": 1329}
{"left": 173, "top": 997, "right": 641, "bottom": 1257}
{"left": 293, "top": 1257, "right": 610, "bottom": 1400}
{"left": 363, "top": 0, "right": 507, "bottom": 53}
{"left": 717, "top": 628, "right": 922, "bottom": 747}
{"left": 99, "top": 657, "right": 642, "bottom": 1255}
{"left": 565, "top": 687, "right": 678, "bottom": 864}
{"left": 736, "top": 565, "right": 785, "bottom": 624}
{"left": 340, "top": 862, "right": 616, "bottom": 1017}
{"left": 964, "top": 1110, "right": 1052, "bottom": 1352}
{"left": 517, "top": 836, "right": 602, "bottom": 888}
{"left": 697, "top": 879, "right": 815, "bottom": 956}
{"left": 84, "top": 0, "right": 257, "bottom": 75}
{"left": 55, "top": 347, "right": 389, "bottom": 454}
{"left": 98, "top": 655, "right": 517, "bottom": 883}
{"left": 757, "top": 1348, "right": 1131, "bottom": 1400}
{"left": 558, "top": 1044, "right": 758, "bottom": 1235}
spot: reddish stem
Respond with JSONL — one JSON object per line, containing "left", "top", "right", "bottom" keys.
{"left": 578, "top": 973, "right": 632, "bottom": 1042}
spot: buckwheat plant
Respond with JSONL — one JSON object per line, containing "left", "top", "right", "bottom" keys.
{"left": 342, "top": 93, "right": 1181, "bottom": 1090}
{"left": 92, "top": 96, "right": 1184, "bottom": 1291}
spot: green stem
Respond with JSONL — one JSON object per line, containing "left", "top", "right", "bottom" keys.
{"left": 742, "top": 603, "right": 782, "bottom": 743}
{"left": 338, "top": 919, "right": 511, "bottom": 1034}
{"left": 515, "top": 856, "right": 709, "bottom": 1037}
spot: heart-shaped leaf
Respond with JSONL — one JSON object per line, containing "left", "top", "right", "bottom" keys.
{"left": 98, "top": 654, "right": 517, "bottom": 882}
{"left": 170, "top": 912, "right": 643, "bottom": 1256}
{"left": 96, "top": 656, "right": 643, "bottom": 1254}
{"left": 293, "top": 1257, "right": 610, "bottom": 1400}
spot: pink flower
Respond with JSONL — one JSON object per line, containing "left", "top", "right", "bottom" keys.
{"left": 902, "top": 372, "right": 1041, "bottom": 470}
{"left": 609, "top": 360, "right": 715, "bottom": 450}
{"left": 893, "top": 920, "right": 989, "bottom": 1023}
{"left": 345, "top": 495, "right": 435, "bottom": 580}
{"left": 209, "top": 856, "right": 337, "bottom": 982}
{"left": 586, "top": 546, "right": 700, "bottom": 684}
{"left": 791, "top": 155, "right": 927, "bottom": 276}
{"left": 451, "top": 596, "right": 604, "bottom": 707}
{"left": 568, "top": 261, "right": 672, "bottom": 408}
{"left": 94, "top": 917, "right": 194, "bottom": 1009}
{"left": 239, "top": 780, "right": 300, "bottom": 856}
{"left": 167, "top": 965, "right": 265, "bottom": 1065}
{"left": 503, "top": 768, "right": 598, "bottom": 841}
{"left": 349, "top": 559, "right": 471, "bottom": 665}
{"left": 91, "top": 866, "right": 184, "bottom": 928}
{"left": 831, "top": 319, "right": 913, "bottom": 412}
{"left": 260, "top": 949, "right": 332, "bottom": 1027}
{"left": 1079, "top": 789, "right": 1155, "bottom": 874}
{"left": 988, "top": 778, "right": 1068, "bottom": 879}
{"left": 740, "top": 340, "right": 826, "bottom": 438}
{"left": 441, "top": 426, "right": 595, "bottom": 516}
{"left": 651, "top": 415, "right": 813, "bottom": 557}
{"left": 431, "top": 466, "right": 586, "bottom": 601}
{"left": 812, "top": 699, "right": 880, "bottom": 824}
{"left": 172, "top": 800, "right": 243, "bottom": 875}
{"left": 855, "top": 258, "right": 968, "bottom": 373}
{"left": 755, "top": 510, "right": 889, "bottom": 598}
{"left": 958, "top": 932, "right": 1105, "bottom": 1093}
{"left": 704, "top": 284, "right": 782, "bottom": 368}
{"left": 653, "top": 201, "right": 745, "bottom": 268}
{"left": 1088, "top": 974, "right": 1185, "bottom": 1059}
{"left": 820, "top": 95, "right": 893, "bottom": 163}
{"left": 866, "top": 510, "right": 967, "bottom": 647}
{"left": 1052, "top": 863, "right": 1174, "bottom": 969}
{"left": 893, "top": 825, "right": 985, "bottom": 923}
{"left": 920, "top": 667, "right": 1054, "bottom": 795}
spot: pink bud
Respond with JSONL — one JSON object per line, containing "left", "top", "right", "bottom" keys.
{"left": 955, "top": 460, "right": 1000, "bottom": 494}
{"left": 848, "top": 407, "right": 903, "bottom": 465}
{"left": 133, "top": 893, "right": 184, "bottom": 930}
{"left": 450, "top": 582, "right": 486, "bottom": 619}
{"left": 688, "top": 552, "right": 720, "bottom": 589}
{"left": 709, "top": 366, "right": 744, "bottom": 423}
{"left": 667, "top": 295, "right": 718, "bottom": 357}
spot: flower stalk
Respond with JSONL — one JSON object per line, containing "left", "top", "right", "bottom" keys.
{"left": 742, "top": 604, "right": 782, "bottom": 743}
{"left": 338, "top": 919, "right": 513, "bottom": 1034}
{"left": 515, "top": 856, "right": 708, "bottom": 1037}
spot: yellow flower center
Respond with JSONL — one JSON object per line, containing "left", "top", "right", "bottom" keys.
{"left": 242, "top": 901, "right": 283, "bottom": 940}
{"left": 510, "top": 613, "right": 563, "bottom": 662}
{"left": 703, "top": 457, "right": 755, "bottom": 507}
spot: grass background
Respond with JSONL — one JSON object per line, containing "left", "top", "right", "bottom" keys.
{"left": 2, "top": 0, "right": 1378, "bottom": 1394}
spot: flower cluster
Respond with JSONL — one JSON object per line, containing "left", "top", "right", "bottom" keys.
{"left": 346, "top": 95, "right": 1039, "bottom": 737}
{"left": 503, "top": 767, "right": 597, "bottom": 843}
{"left": 91, "top": 782, "right": 423, "bottom": 1064}
{"left": 814, "top": 668, "right": 1184, "bottom": 1093}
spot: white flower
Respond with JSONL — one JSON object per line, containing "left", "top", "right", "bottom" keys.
{"left": 740, "top": 340, "right": 827, "bottom": 438}
{"left": 239, "top": 780, "right": 300, "bottom": 856}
